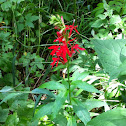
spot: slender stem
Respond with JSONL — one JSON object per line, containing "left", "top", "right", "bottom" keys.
{"left": 74, "top": 0, "right": 77, "bottom": 25}
{"left": 67, "top": 58, "right": 71, "bottom": 104}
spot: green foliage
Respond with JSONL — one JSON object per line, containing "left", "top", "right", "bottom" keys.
{"left": 0, "top": 0, "right": 126, "bottom": 125}
{"left": 71, "top": 80, "right": 100, "bottom": 93}
{"left": 90, "top": 0, "right": 126, "bottom": 39}
{"left": 93, "top": 39, "right": 126, "bottom": 81}
{"left": 87, "top": 108, "right": 126, "bottom": 126}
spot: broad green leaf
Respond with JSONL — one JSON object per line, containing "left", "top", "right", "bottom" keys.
{"left": 83, "top": 99, "right": 109, "bottom": 112}
{"left": 71, "top": 80, "right": 100, "bottom": 93}
{"left": 72, "top": 98, "right": 91, "bottom": 125}
{"left": 91, "top": 19, "right": 103, "bottom": 28}
{"left": 73, "top": 105, "right": 90, "bottom": 125}
{"left": 5, "top": 112, "right": 19, "bottom": 125}
{"left": 103, "top": 0, "right": 109, "bottom": 10}
{"left": 67, "top": 116, "right": 77, "bottom": 126}
{"left": 110, "top": 15, "right": 122, "bottom": 24}
{"left": 39, "top": 81, "right": 66, "bottom": 90}
{"left": 52, "top": 90, "right": 69, "bottom": 118}
{"left": 72, "top": 70, "right": 89, "bottom": 81}
{"left": 1, "top": 1, "right": 12, "bottom": 11}
{"left": 33, "top": 102, "right": 54, "bottom": 120}
{"left": 32, "top": 88, "right": 55, "bottom": 98}
{"left": 93, "top": 39, "right": 126, "bottom": 80}
{"left": 87, "top": 108, "right": 126, "bottom": 126}
{"left": 53, "top": 114, "right": 67, "bottom": 126}
{"left": 0, "top": 107, "right": 9, "bottom": 122}
{"left": 97, "top": 14, "right": 107, "bottom": 20}
{"left": 17, "top": 23, "right": 24, "bottom": 32}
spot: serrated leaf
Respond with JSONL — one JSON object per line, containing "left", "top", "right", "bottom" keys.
{"left": 52, "top": 90, "right": 69, "bottom": 118}
{"left": 87, "top": 108, "right": 126, "bottom": 126}
{"left": 33, "top": 102, "right": 54, "bottom": 120}
{"left": 39, "top": 81, "right": 66, "bottom": 90}
{"left": 93, "top": 39, "right": 126, "bottom": 80}
{"left": 71, "top": 80, "right": 100, "bottom": 93}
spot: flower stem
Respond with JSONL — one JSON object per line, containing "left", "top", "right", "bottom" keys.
{"left": 67, "top": 58, "right": 71, "bottom": 104}
{"left": 74, "top": 0, "right": 77, "bottom": 25}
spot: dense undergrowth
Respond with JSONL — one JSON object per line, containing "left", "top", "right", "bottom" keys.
{"left": 0, "top": 0, "right": 126, "bottom": 126}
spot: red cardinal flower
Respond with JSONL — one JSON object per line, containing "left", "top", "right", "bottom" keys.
{"left": 71, "top": 44, "right": 85, "bottom": 54}
{"left": 65, "top": 21, "right": 79, "bottom": 38}
{"left": 49, "top": 16, "right": 85, "bottom": 68}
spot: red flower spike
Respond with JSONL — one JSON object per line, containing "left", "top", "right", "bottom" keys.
{"left": 51, "top": 57, "right": 60, "bottom": 68}
{"left": 48, "top": 45, "right": 59, "bottom": 56}
{"left": 71, "top": 44, "right": 85, "bottom": 54}
{"left": 49, "top": 16, "right": 86, "bottom": 68}
{"left": 65, "top": 21, "right": 79, "bottom": 38}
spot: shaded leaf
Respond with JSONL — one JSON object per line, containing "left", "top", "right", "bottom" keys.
{"left": 52, "top": 90, "right": 69, "bottom": 118}
{"left": 0, "top": 107, "right": 9, "bottom": 122}
{"left": 33, "top": 102, "right": 54, "bottom": 120}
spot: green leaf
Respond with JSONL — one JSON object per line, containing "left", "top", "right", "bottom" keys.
{"left": 87, "top": 108, "right": 126, "bottom": 126}
{"left": 110, "top": 15, "right": 122, "bottom": 24}
{"left": 73, "top": 105, "right": 90, "bottom": 125}
{"left": 1, "top": 1, "right": 12, "bottom": 11}
{"left": 39, "top": 81, "right": 66, "bottom": 90}
{"left": 52, "top": 90, "right": 69, "bottom": 118}
{"left": 33, "top": 102, "right": 54, "bottom": 120}
{"left": 32, "top": 88, "right": 55, "bottom": 98}
{"left": 91, "top": 19, "right": 103, "bottom": 28}
{"left": 67, "top": 116, "right": 77, "bottom": 126}
{"left": 5, "top": 112, "right": 19, "bottom": 125}
{"left": 17, "top": 23, "right": 24, "bottom": 32}
{"left": 0, "top": 86, "right": 13, "bottom": 93}
{"left": 83, "top": 99, "right": 109, "bottom": 111}
{"left": 93, "top": 39, "right": 126, "bottom": 80}
{"left": 0, "top": 93, "right": 22, "bottom": 105}
{"left": 72, "top": 71, "right": 89, "bottom": 81}
{"left": 25, "top": 13, "right": 39, "bottom": 28}
{"left": 71, "top": 80, "right": 100, "bottom": 93}
{"left": 103, "top": 0, "right": 109, "bottom": 10}
{"left": 53, "top": 114, "right": 67, "bottom": 126}
{"left": 72, "top": 98, "right": 91, "bottom": 125}
{"left": 56, "top": 11, "right": 74, "bottom": 21}
{"left": 0, "top": 107, "right": 9, "bottom": 122}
